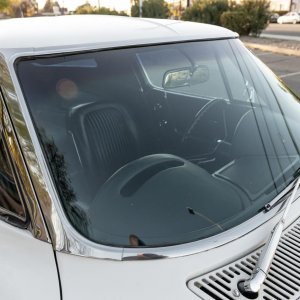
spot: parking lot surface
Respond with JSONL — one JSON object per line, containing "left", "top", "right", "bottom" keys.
{"left": 253, "top": 50, "right": 300, "bottom": 97}
{"left": 262, "top": 23, "right": 300, "bottom": 39}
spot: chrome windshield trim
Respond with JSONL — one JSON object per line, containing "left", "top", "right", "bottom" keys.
{"left": 122, "top": 183, "right": 300, "bottom": 260}
{"left": 0, "top": 54, "right": 50, "bottom": 242}
{"left": 2, "top": 48, "right": 300, "bottom": 261}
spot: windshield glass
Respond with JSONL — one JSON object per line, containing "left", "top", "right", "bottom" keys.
{"left": 16, "top": 39, "right": 300, "bottom": 247}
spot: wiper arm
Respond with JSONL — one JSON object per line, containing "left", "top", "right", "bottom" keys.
{"left": 238, "top": 174, "right": 300, "bottom": 297}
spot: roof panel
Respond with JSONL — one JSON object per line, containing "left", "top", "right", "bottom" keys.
{"left": 0, "top": 15, "right": 237, "bottom": 57}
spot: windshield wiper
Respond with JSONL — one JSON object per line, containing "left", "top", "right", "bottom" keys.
{"left": 238, "top": 172, "right": 300, "bottom": 297}
{"left": 264, "top": 167, "right": 300, "bottom": 211}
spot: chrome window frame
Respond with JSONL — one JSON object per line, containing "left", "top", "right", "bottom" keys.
{"left": 0, "top": 55, "right": 50, "bottom": 242}
{"left": 0, "top": 95, "right": 27, "bottom": 224}
{"left": 2, "top": 42, "right": 300, "bottom": 261}
{"left": 0, "top": 108, "right": 26, "bottom": 223}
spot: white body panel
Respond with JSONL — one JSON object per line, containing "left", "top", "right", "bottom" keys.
{"left": 0, "top": 220, "right": 60, "bottom": 300}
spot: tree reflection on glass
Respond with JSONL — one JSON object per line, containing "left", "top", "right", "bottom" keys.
{"left": 39, "top": 129, "right": 89, "bottom": 236}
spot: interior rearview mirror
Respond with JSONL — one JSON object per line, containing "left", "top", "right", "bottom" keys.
{"left": 163, "top": 66, "right": 209, "bottom": 89}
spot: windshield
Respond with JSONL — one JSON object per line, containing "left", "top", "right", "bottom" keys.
{"left": 16, "top": 39, "right": 300, "bottom": 247}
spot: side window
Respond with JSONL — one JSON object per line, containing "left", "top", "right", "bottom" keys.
{"left": 0, "top": 134, "right": 26, "bottom": 220}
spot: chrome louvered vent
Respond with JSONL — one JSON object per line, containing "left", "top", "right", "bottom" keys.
{"left": 188, "top": 221, "right": 300, "bottom": 300}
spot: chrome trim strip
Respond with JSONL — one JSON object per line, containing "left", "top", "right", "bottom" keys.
{"left": 1, "top": 48, "right": 300, "bottom": 261}
{"left": 0, "top": 109, "right": 27, "bottom": 223}
{"left": 0, "top": 55, "right": 50, "bottom": 242}
{"left": 122, "top": 187, "right": 300, "bottom": 260}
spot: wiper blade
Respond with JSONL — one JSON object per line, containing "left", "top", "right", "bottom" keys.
{"left": 238, "top": 174, "right": 300, "bottom": 296}
{"left": 293, "top": 167, "right": 300, "bottom": 179}
{"left": 264, "top": 167, "right": 300, "bottom": 212}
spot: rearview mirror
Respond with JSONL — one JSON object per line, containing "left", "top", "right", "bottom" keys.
{"left": 163, "top": 68, "right": 191, "bottom": 89}
{"left": 190, "top": 65, "right": 209, "bottom": 85}
{"left": 163, "top": 66, "right": 209, "bottom": 89}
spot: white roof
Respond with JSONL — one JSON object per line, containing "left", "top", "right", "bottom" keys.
{"left": 0, "top": 15, "right": 237, "bottom": 59}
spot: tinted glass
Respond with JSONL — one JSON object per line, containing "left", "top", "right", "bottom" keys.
{"left": 17, "top": 39, "right": 300, "bottom": 247}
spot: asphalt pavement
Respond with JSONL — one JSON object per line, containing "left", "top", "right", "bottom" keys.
{"left": 253, "top": 49, "right": 300, "bottom": 97}
{"left": 263, "top": 23, "right": 300, "bottom": 37}
{"left": 261, "top": 24, "right": 300, "bottom": 41}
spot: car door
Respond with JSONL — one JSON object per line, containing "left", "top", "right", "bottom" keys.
{"left": 0, "top": 90, "right": 61, "bottom": 300}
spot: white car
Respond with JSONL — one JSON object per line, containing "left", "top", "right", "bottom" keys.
{"left": 277, "top": 11, "right": 300, "bottom": 24}
{"left": 1, "top": 15, "right": 300, "bottom": 300}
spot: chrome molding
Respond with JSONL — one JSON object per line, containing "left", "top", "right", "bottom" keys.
{"left": 1, "top": 48, "right": 300, "bottom": 261}
{"left": 122, "top": 186, "right": 300, "bottom": 260}
{"left": 0, "top": 55, "right": 49, "bottom": 242}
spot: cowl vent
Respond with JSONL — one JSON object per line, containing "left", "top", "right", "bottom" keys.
{"left": 188, "top": 220, "right": 300, "bottom": 300}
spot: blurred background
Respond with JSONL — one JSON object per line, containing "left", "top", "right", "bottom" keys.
{"left": 0, "top": 0, "right": 298, "bottom": 23}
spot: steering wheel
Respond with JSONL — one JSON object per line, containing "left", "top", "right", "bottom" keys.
{"left": 181, "top": 99, "right": 228, "bottom": 154}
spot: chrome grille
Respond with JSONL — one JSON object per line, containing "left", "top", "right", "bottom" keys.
{"left": 188, "top": 221, "right": 300, "bottom": 300}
